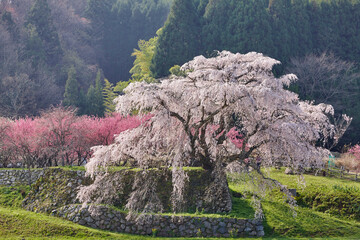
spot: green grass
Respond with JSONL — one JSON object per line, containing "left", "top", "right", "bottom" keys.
{"left": 0, "top": 206, "right": 162, "bottom": 240}
{"left": 53, "top": 166, "right": 86, "bottom": 171}
{"left": 54, "top": 195, "right": 254, "bottom": 220}
{"left": 3, "top": 168, "right": 360, "bottom": 239}
{"left": 0, "top": 203, "right": 258, "bottom": 240}
{"left": 262, "top": 200, "right": 360, "bottom": 238}
{"left": 228, "top": 168, "right": 360, "bottom": 239}
{"left": 266, "top": 168, "right": 360, "bottom": 191}
{"left": 159, "top": 197, "right": 254, "bottom": 219}
{"left": 0, "top": 186, "right": 30, "bottom": 208}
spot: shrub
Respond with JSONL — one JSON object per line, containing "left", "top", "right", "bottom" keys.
{"left": 336, "top": 153, "right": 359, "bottom": 172}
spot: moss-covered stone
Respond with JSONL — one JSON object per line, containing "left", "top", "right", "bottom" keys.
{"left": 22, "top": 168, "right": 92, "bottom": 213}
{"left": 22, "top": 167, "right": 231, "bottom": 214}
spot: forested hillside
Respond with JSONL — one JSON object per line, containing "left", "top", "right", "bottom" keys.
{"left": 0, "top": 0, "right": 172, "bottom": 117}
{"left": 151, "top": 0, "right": 360, "bottom": 146}
{"left": 152, "top": 0, "right": 360, "bottom": 78}
{"left": 0, "top": 0, "right": 360, "bottom": 146}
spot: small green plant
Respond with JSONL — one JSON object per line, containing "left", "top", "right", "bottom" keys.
{"left": 167, "top": 229, "right": 175, "bottom": 237}
{"left": 169, "top": 65, "right": 186, "bottom": 77}
{"left": 195, "top": 207, "right": 205, "bottom": 215}
{"left": 332, "top": 184, "right": 359, "bottom": 193}
{"left": 196, "top": 228, "right": 202, "bottom": 238}
{"left": 151, "top": 228, "right": 158, "bottom": 237}
{"left": 229, "top": 228, "right": 238, "bottom": 238}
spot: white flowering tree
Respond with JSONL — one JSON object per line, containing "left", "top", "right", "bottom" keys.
{"left": 79, "top": 51, "right": 351, "bottom": 214}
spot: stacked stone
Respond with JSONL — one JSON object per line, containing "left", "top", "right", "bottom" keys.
{"left": 22, "top": 169, "right": 89, "bottom": 213}
{"left": 0, "top": 169, "right": 44, "bottom": 186}
{"left": 53, "top": 205, "right": 265, "bottom": 238}
{"left": 1, "top": 168, "right": 265, "bottom": 237}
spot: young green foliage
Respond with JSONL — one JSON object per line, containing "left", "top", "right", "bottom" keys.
{"left": 102, "top": 79, "right": 117, "bottom": 114}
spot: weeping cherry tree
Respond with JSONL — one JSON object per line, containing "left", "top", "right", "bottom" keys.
{"left": 78, "top": 51, "right": 351, "bottom": 216}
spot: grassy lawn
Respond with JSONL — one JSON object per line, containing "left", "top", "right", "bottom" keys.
{"left": 228, "top": 168, "right": 360, "bottom": 239}
{"left": 261, "top": 200, "right": 360, "bottom": 238}
{"left": 1, "top": 204, "right": 359, "bottom": 240}
{"left": 266, "top": 168, "right": 360, "bottom": 190}
{"left": 2, "top": 169, "right": 360, "bottom": 239}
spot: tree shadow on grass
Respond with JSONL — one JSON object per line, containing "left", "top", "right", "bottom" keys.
{"left": 262, "top": 200, "right": 360, "bottom": 239}
{"left": 227, "top": 196, "right": 255, "bottom": 219}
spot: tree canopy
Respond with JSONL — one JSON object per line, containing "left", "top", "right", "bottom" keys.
{"left": 151, "top": 0, "right": 202, "bottom": 78}
{"left": 86, "top": 0, "right": 172, "bottom": 83}
{"left": 25, "top": 0, "right": 63, "bottom": 67}
{"left": 152, "top": 0, "right": 360, "bottom": 78}
{"left": 148, "top": 0, "right": 360, "bottom": 145}
{"left": 81, "top": 52, "right": 351, "bottom": 214}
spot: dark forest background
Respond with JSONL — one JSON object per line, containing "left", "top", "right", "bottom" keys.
{"left": 1, "top": 0, "right": 360, "bottom": 147}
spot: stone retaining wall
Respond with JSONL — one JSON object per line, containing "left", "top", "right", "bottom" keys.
{"left": 53, "top": 204, "right": 265, "bottom": 238}
{"left": 0, "top": 169, "right": 45, "bottom": 186}
{"left": 21, "top": 168, "right": 232, "bottom": 214}
{"left": 22, "top": 168, "right": 90, "bottom": 213}
{"left": 1, "top": 168, "right": 265, "bottom": 237}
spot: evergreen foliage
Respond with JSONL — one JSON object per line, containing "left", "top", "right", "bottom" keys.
{"left": 86, "top": 85, "right": 96, "bottom": 115}
{"left": 152, "top": 0, "right": 360, "bottom": 77}
{"left": 150, "top": 0, "right": 360, "bottom": 145}
{"left": 94, "top": 71, "right": 105, "bottom": 116}
{"left": 0, "top": 0, "right": 170, "bottom": 118}
{"left": 86, "top": 71, "right": 105, "bottom": 117}
{"left": 86, "top": 0, "right": 172, "bottom": 83}
{"left": 151, "top": 0, "right": 202, "bottom": 78}
{"left": 1, "top": 11, "right": 19, "bottom": 40}
{"left": 116, "top": 33, "right": 160, "bottom": 94}
{"left": 24, "top": 0, "right": 63, "bottom": 67}
{"left": 103, "top": 79, "right": 117, "bottom": 114}
{"left": 23, "top": 24, "right": 46, "bottom": 68}
{"left": 63, "top": 66, "right": 80, "bottom": 109}
{"left": 130, "top": 36, "right": 158, "bottom": 83}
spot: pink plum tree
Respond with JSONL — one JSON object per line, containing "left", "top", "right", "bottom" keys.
{"left": 39, "top": 107, "right": 79, "bottom": 166}
{"left": 0, "top": 107, "right": 145, "bottom": 168}
{"left": 347, "top": 145, "right": 360, "bottom": 173}
{"left": 71, "top": 113, "right": 150, "bottom": 166}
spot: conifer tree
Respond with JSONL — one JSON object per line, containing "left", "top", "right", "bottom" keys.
{"left": 25, "top": 0, "right": 62, "bottom": 66}
{"left": 103, "top": 79, "right": 117, "bottom": 114}
{"left": 94, "top": 71, "right": 105, "bottom": 116}
{"left": 77, "top": 89, "right": 87, "bottom": 116}
{"left": 86, "top": 71, "right": 105, "bottom": 116}
{"left": 86, "top": 0, "right": 171, "bottom": 82}
{"left": 63, "top": 66, "right": 80, "bottom": 108}
{"left": 23, "top": 24, "right": 46, "bottom": 68}
{"left": 1, "top": 11, "right": 19, "bottom": 40}
{"left": 86, "top": 85, "right": 96, "bottom": 115}
{"left": 151, "top": 0, "right": 202, "bottom": 78}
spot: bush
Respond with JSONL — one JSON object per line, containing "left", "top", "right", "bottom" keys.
{"left": 336, "top": 153, "right": 360, "bottom": 172}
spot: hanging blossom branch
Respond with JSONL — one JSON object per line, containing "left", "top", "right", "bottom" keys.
{"left": 79, "top": 51, "right": 351, "bottom": 214}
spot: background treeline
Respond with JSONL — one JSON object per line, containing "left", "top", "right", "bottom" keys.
{"left": 152, "top": 0, "right": 360, "bottom": 78}
{"left": 0, "top": 0, "right": 172, "bottom": 117}
{"left": 1, "top": 0, "right": 360, "bottom": 147}
{"left": 86, "top": 0, "right": 172, "bottom": 83}
{"left": 150, "top": 0, "right": 360, "bottom": 147}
